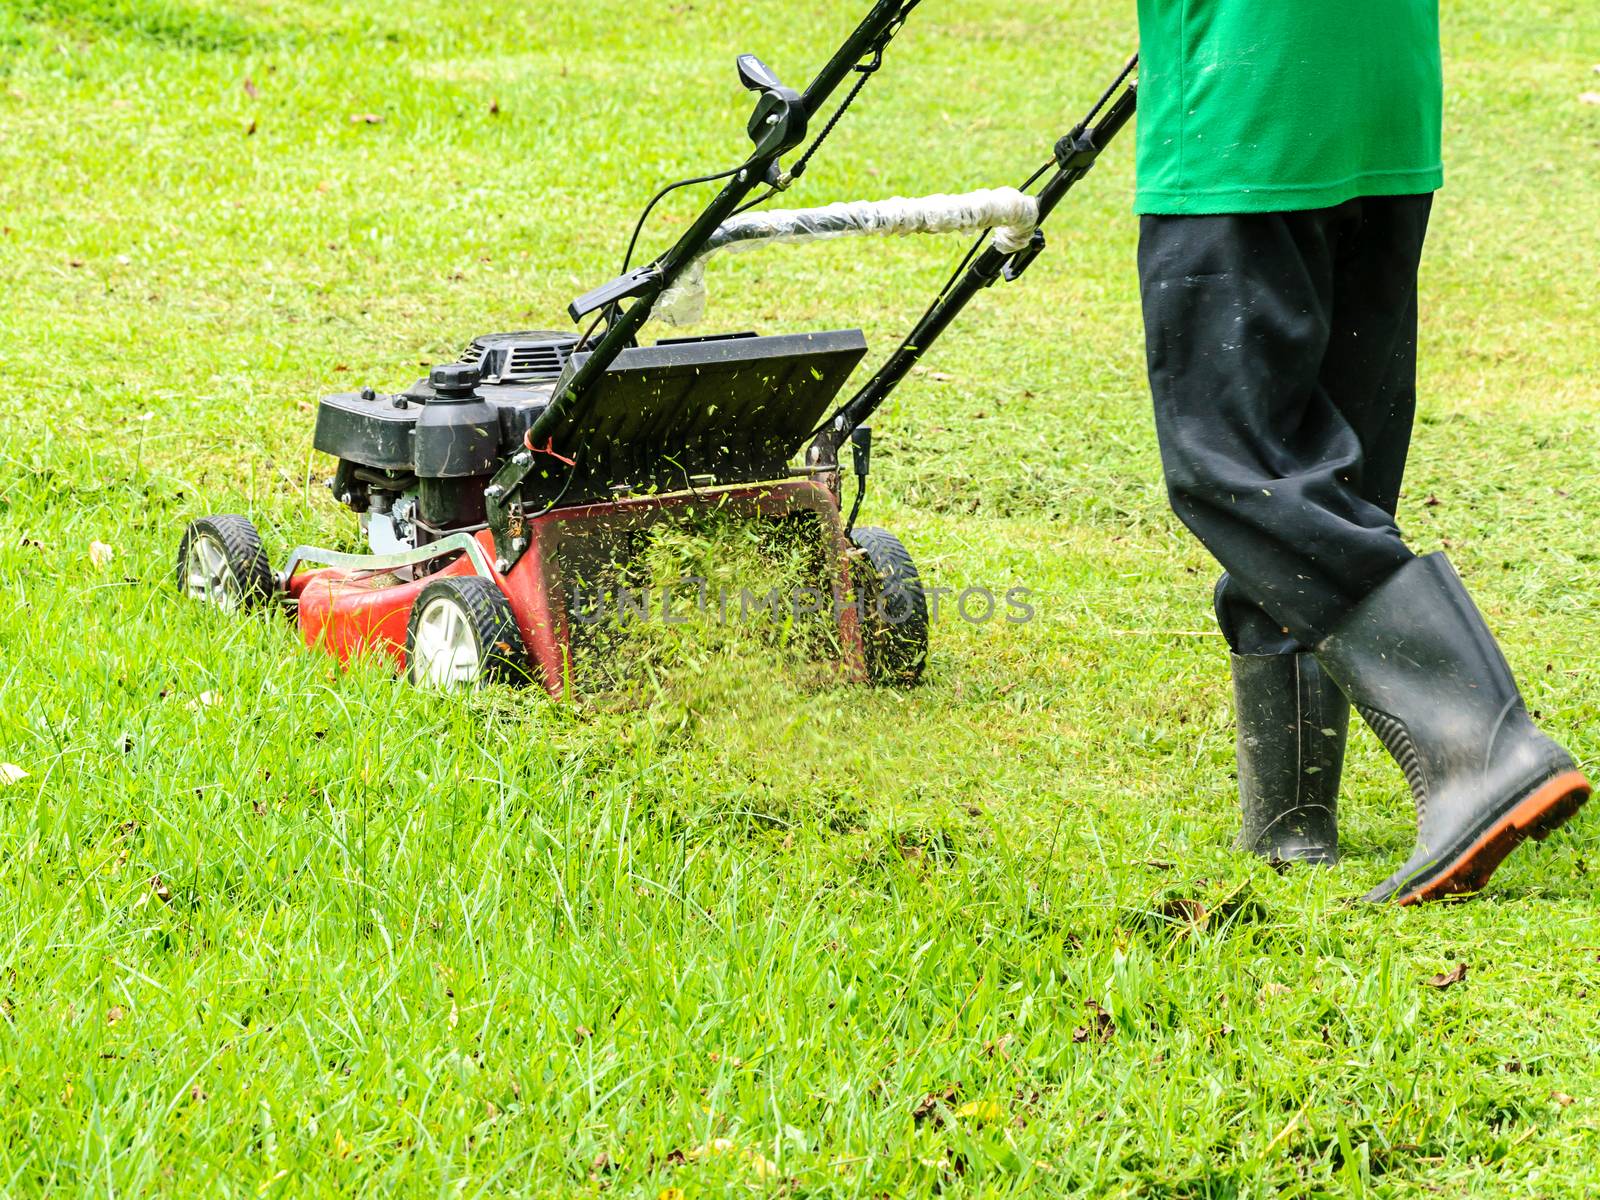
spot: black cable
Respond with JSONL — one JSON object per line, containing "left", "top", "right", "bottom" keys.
{"left": 620, "top": 2, "right": 930, "bottom": 272}
{"left": 576, "top": 308, "right": 607, "bottom": 350}
{"left": 920, "top": 60, "right": 1131, "bottom": 307}
{"left": 928, "top": 157, "right": 1053, "bottom": 304}
{"left": 788, "top": 61, "right": 876, "bottom": 183}
{"left": 928, "top": 172, "right": 1044, "bottom": 307}
{"left": 619, "top": 162, "right": 747, "bottom": 274}
{"left": 1020, "top": 157, "right": 1056, "bottom": 193}
{"left": 780, "top": 0, "right": 922, "bottom": 191}
{"left": 727, "top": 186, "right": 778, "bottom": 221}
{"left": 843, "top": 470, "right": 866, "bottom": 537}
{"left": 1079, "top": 53, "right": 1139, "bottom": 132}
{"left": 717, "top": 51, "right": 906, "bottom": 226}
{"left": 805, "top": 56, "right": 1135, "bottom": 451}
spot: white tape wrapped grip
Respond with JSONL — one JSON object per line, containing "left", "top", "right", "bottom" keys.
{"left": 652, "top": 187, "right": 1040, "bottom": 327}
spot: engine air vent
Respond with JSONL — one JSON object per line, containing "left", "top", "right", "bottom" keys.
{"left": 459, "top": 331, "right": 580, "bottom": 383}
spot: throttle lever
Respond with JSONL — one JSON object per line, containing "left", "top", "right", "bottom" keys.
{"left": 737, "top": 54, "right": 783, "bottom": 92}
{"left": 736, "top": 53, "right": 807, "bottom": 159}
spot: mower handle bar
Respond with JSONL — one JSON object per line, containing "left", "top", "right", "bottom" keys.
{"left": 485, "top": 0, "right": 921, "bottom": 568}
{"left": 651, "top": 188, "right": 1042, "bottom": 328}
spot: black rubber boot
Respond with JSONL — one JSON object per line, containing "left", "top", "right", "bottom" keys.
{"left": 1232, "top": 653, "right": 1347, "bottom": 865}
{"left": 1315, "top": 553, "right": 1590, "bottom": 904}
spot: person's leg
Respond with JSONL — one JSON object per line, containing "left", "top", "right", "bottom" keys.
{"left": 1229, "top": 647, "right": 1348, "bottom": 863}
{"left": 1305, "top": 195, "right": 1587, "bottom": 902}
{"left": 1210, "top": 196, "right": 1428, "bottom": 865}
{"left": 1212, "top": 195, "right": 1438, "bottom": 865}
{"left": 1138, "top": 206, "right": 1380, "bottom": 863}
{"left": 1207, "top": 195, "right": 1432, "bottom": 660}
{"left": 1139, "top": 203, "right": 1415, "bottom": 646}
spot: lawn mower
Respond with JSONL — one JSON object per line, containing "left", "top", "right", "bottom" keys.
{"left": 176, "top": 0, "right": 1136, "bottom": 693}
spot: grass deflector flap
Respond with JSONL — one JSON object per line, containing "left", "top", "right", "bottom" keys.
{"left": 544, "top": 329, "right": 869, "bottom": 499}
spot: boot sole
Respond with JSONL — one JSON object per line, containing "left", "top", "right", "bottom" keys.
{"left": 1397, "top": 770, "right": 1591, "bottom": 906}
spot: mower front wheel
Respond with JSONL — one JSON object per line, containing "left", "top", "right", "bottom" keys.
{"left": 849, "top": 526, "right": 928, "bottom": 687}
{"left": 405, "top": 576, "right": 530, "bottom": 691}
{"left": 177, "top": 515, "right": 275, "bottom": 611}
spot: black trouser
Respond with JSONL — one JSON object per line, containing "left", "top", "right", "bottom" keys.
{"left": 1139, "top": 194, "right": 1434, "bottom": 656}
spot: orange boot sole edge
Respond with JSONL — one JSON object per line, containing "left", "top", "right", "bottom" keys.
{"left": 1398, "top": 770, "right": 1592, "bottom": 906}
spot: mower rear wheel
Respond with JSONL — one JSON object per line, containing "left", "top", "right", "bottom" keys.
{"left": 849, "top": 526, "right": 928, "bottom": 687}
{"left": 176, "top": 515, "right": 275, "bottom": 611}
{"left": 405, "top": 576, "right": 529, "bottom": 690}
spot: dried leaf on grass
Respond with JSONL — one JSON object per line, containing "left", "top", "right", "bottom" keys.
{"left": 1158, "top": 897, "right": 1207, "bottom": 924}
{"left": 912, "top": 1084, "right": 960, "bottom": 1124}
{"left": 1147, "top": 879, "right": 1264, "bottom": 937}
{"left": 133, "top": 876, "right": 173, "bottom": 911}
{"left": 1072, "top": 999, "right": 1115, "bottom": 1044}
{"left": 1424, "top": 962, "right": 1468, "bottom": 990}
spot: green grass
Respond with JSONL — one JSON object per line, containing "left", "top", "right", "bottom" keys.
{"left": 1, "top": 0, "right": 1598, "bottom": 1194}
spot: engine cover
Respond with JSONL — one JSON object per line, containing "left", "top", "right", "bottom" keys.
{"left": 458, "top": 331, "right": 580, "bottom": 383}
{"left": 312, "top": 331, "right": 576, "bottom": 475}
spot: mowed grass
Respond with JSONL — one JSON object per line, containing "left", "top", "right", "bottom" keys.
{"left": 1, "top": 0, "right": 1598, "bottom": 1194}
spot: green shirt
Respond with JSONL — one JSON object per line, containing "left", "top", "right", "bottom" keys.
{"left": 1134, "top": 0, "right": 1443, "bottom": 215}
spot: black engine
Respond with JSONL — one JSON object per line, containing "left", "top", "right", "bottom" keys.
{"left": 313, "top": 331, "right": 578, "bottom": 551}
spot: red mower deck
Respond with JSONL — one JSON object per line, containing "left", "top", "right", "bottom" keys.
{"left": 287, "top": 480, "right": 865, "bottom": 696}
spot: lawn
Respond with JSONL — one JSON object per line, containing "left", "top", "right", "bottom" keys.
{"left": 0, "top": 0, "right": 1597, "bottom": 1195}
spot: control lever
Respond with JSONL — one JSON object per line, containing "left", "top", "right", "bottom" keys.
{"left": 737, "top": 54, "right": 783, "bottom": 92}
{"left": 568, "top": 265, "right": 659, "bottom": 322}
{"left": 736, "top": 53, "right": 808, "bottom": 160}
